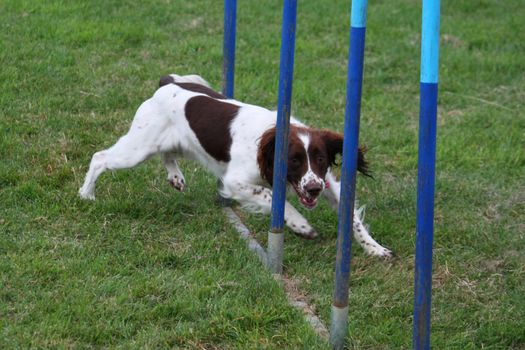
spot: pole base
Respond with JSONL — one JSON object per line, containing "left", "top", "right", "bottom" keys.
{"left": 216, "top": 179, "right": 232, "bottom": 207}
{"left": 329, "top": 305, "right": 349, "bottom": 350}
{"left": 267, "top": 231, "right": 284, "bottom": 274}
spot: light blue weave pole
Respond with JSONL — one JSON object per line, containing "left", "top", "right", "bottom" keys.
{"left": 413, "top": 0, "right": 440, "bottom": 349}
{"left": 218, "top": 0, "right": 237, "bottom": 207}
{"left": 329, "top": 1, "right": 368, "bottom": 349}
{"left": 267, "top": 0, "right": 297, "bottom": 274}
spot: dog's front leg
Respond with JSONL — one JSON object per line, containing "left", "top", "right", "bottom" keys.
{"left": 323, "top": 171, "right": 393, "bottom": 258}
{"left": 222, "top": 182, "right": 317, "bottom": 239}
{"left": 283, "top": 202, "right": 318, "bottom": 239}
{"left": 353, "top": 209, "right": 393, "bottom": 258}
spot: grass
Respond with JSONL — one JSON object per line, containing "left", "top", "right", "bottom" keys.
{"left": 1, "top": 0, "right": 524, "bottom": 348}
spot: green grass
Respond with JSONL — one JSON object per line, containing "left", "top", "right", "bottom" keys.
{"left": 1, "top": 0, "right": 524, "bottom": 348}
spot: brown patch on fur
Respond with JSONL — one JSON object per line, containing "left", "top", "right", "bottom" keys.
{"left": 174, "top": 82, "right": 227, "bottom": 99}
{"left": 158, "top": 76, "right": 227, "bottom": 99}
{"left": 257, "top": 127, "right": 277, "bottom": 185}
{"left": 185, "top": 96, "right": 239, "bottom": 162}
{"left": 286, "top": 130, "right": 309, "bottom": 187}
{"left": 159, "top": 75, "right": 175, "bottom": 87}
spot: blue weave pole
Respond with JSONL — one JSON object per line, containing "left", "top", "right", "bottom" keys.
{"left": 413, "top": 0, "right": 440, "bottom": 349}
{"left": 267, "top": 0, "right": 297, "bottom": 274}
{"left": 329, "top": 1, "right": 368, "bottom": 348}
{"left": 218, "top": 0, "right": 237, "bottom": 207}
{"left": 222, "top": 0, "right": 236, "bottom": 98}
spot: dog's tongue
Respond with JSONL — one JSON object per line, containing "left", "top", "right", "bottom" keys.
{"left": 300, "top": 196, "right": 317, "bottom": 209}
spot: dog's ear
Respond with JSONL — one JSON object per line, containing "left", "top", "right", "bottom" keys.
{"left": 357, "top": 146, "right": 372, "bottom": 177}
{"left": 321, "top": 130, "right": 344, "bottom": 167}
{"left": 159, "top": 75, "right": 175, "bottom": 88}
{"left": 257, "top": 127, "right": 276, "bottom": 186}
{"left": 321, "top": 130, "right": 372, "bottom": 177}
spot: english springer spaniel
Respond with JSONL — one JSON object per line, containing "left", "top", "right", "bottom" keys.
{"left": 79, "top": 74, "right": 392, "bottom": 258}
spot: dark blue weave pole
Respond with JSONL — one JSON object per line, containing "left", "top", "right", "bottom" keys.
{"left": 330, "top": 1, "right": 368, "bottom": 348}
{"left": 222, "top": 0, "right": 237, "bottom": 98}
{"left": 267, "top": 0, "right": 298, "bottom": 274}
{"left": 413, "top": 0, "right": 440, "bottom": 349}
{"left": 218, "top": 0, "right": 237, "bottom": 207}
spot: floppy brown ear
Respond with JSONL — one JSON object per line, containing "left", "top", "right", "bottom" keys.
{"left": 357, "top": 146, "right": 372, "bottom": 177}
{"left": 321, "top": 130, "right": 372, "bottom": 177}
{"left": 257, "top": 127, "right": 276, "bottom": 185}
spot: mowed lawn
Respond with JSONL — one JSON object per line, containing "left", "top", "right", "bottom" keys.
{"left": 1, "top": 0, "right": 524, "bottom": 349}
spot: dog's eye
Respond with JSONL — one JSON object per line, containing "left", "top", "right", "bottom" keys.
{"left": 317, "top": 156, "right": 326, "bottom": 164}
{"left": 291, "top": 158, "right": 301, "bottom": 167}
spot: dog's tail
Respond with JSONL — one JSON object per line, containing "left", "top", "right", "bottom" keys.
{"left": 159, "top": 74, "right": 211, "bottom": 88}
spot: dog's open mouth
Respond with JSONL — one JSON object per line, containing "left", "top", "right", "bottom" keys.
{"left": 293, "top": 185, "right": 319, "bottom": 209}
{"left": 299, "top": 195, "right": 318, "bottom": 209}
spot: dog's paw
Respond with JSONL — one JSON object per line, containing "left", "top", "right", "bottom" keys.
{"left": 79, "top": 187, "right": 95, "bottom": 201}
{"left": 291, "top": 226, "right": 318, "bottom": 240}
{"left": 168, "top": 176, "right": 185, "bottom": 192}
{"left": 368, "top": 246, "right": 394, "bottom": 259}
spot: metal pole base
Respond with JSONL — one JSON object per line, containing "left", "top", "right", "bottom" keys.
{"left": 216, "top": 179, "right": 232, "bottom": 207}
{"left": 217, "top": 194, "right": 232, "bottom": 207}
{"left": 267, "top": 231, "right": 284, "bottom": 274}
{"left": 329, "top": 305, "right": 349, "bottom": 350}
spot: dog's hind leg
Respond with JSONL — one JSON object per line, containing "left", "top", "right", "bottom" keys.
{"left": 161, "top": 151, "right": 185, "bottom": 191}
{"left": 79, "top": 94, "right": 174, "bottom": 200}
{"left": 79, "top": 130, "right": 160, "bottom": 200}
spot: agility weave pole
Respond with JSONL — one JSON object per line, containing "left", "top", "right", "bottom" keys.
{"left": 220, "top": 1, "right": 440, "bottom": 348}
{"left": 219, "top": 0, "right": 331, "bottom": 339}
{"left": 266, "top": 0, "right": 298, "bottom": 275}
{"left": 413, "top": 0, "right": 440, "bottom": 349}
{"left": 222, "top": 0, "right": 236, "bottom": 99}
{"left": 331, "top": 1, "right": 441, "bottom": 348}
{"left": 216, "top": 0, "right": 237, "bottom": 207}
{"left": 329, "top": 0, "right": 368, "bottom": 347}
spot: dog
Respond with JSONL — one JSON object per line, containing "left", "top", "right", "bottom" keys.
{"left": 79, "top": 74, "right": 392, "bottom": 258}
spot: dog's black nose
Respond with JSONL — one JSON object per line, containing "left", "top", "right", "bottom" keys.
{"left": 305, "top": 181, "right": 322, "bottom": 198}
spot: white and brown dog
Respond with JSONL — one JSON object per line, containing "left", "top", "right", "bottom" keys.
{"left": 79, "top": 74, "right": 392, "bottom": 258}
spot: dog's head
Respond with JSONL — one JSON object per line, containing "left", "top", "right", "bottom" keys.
{"left": 257, "top": 126, "right": 370, "bottom": 209}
